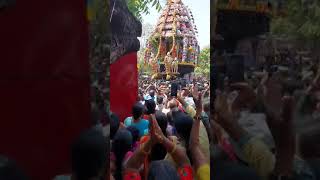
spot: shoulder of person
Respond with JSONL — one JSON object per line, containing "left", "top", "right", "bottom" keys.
{"left": 124, "top": 117, "right": 132, "bottom": 124}
{"left": 142, "top": 118, "right": 149, "bottom": 123}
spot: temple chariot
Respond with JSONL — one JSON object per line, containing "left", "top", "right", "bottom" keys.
{"left": 144, "top": 0, "right": 200, "bottom": 80}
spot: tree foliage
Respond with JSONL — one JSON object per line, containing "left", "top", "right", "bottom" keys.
{"left": 271, "top": 0, "right": 320, "bottom": 48}
{"left": 195, "top": 47, "right": 210, "bottom": 78}
{"left": 127, "top": 0, "right": 163, "bottom": 21}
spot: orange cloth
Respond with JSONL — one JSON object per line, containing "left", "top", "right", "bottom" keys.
{"left": 140, "top": 135, "right": 150, "bottom": 144}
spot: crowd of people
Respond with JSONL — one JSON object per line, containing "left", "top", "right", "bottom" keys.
{"left": 109, "top": 53, "right": 320, "bottom": 180}
{"left": 110, "top": 75, "right": 211, "bottom": 180}
{"left": 2, "top": 56, "right": 320, "bottom": 180}
{"left": 211, "top": 52, "right": 320, "bottom": 180}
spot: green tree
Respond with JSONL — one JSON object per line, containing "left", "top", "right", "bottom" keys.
{"left": 271, "top": 0, "right": 320, "bottom": 48}
{"left": 195, "top": 47, "right": 210, "bottom": 78}
{"left": 127, "top": 0, "right": 163, "bottom": 21}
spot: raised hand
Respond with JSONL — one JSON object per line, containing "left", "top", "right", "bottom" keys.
{"left": 274, "top": 96, "right": 296, "bottom": 176}
{"left": 192, "top": 83, "right": 200, "bottom": 100}
{"left": 149, "top": 115, "right": 165, "bottom": 144}
{"left": 191, "top": 83, "right": 203, "bottom": 115}
{"left": 195, "top": 92, "right": 203, "bottom": 117}
{"left": 262, "top": 73, "right": 283, "bottom": 120}
{"left": 213, "top": 90, "right": 246, "bottom": 142}
{"left": 230, "top": 82, "right": 256, "bottom": 112}
{"left": 214, "top": 90, "right": 234, "bottom": 127}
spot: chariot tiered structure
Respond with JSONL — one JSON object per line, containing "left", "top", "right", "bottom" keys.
{"left": 144, "top": 0, "right": 200, "bottom": 80}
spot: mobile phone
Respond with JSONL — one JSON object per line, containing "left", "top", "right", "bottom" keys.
{"left": 171, "top": 82, "right": 178, "bottom": 97}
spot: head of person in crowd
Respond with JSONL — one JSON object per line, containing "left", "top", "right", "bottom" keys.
{"left": 158, "top": 89, "right": 164, "bottom": 96}
{"left": 138, "top": 93, "right": 144, "bottom": 102}
{"left": 138, "top": 90, "right": 145, "bottom": 104}
{"left": 126, "top": 126, "right": 140, "bottom": 144}
{"left": 132, "top": 102, "right": 145, "bottom": 121}
{"left": 0, "top": 155, "right": 28, "bottom": 180}
{"left": 71, "top": 128, "right": 108, "bottom": 180}
{"left": 181, "top": 87, "right": 190, "bottom": 97}
{"left": 155, "top": 111, "right": 168, "bottom": 136}
{"left": 147, "top": 160, "right": 180, "bottom": 180}
{"left": 145, "top": 99, "right": 156, "bottom": 115}
{"left": 167, "top": 99, "right": 178, "bottom": 110}
{"left": 149, "top": 90, "right": 156, "bottom": 98}
{"left": 110, "top": 112, "right": 120, "bottom": 140}
{"left": 166, "top": 111, "right": 174, "bottom": 125}
{"left": 172, "top": 110, "right": 193, "bottom": 159}
{"left": 124, "top": 102, "right": 150, "bottom": 137}
{"left": 112, "top": 129, "right": 133, "bottom": 180}
{"left": 157, "top": 96, "right": 164, "bottom": 106}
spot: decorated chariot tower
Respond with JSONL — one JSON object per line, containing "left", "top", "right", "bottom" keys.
{"left": 144, "top": 0, "right": 200, "bottom": 80}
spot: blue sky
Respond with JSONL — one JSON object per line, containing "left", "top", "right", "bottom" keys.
{"left": 142, "top": 0, "right": 210, "bottom": 50}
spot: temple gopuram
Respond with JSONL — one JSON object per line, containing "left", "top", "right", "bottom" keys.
{"left": 144, "top": 0, "right": 200, "bottom": 80}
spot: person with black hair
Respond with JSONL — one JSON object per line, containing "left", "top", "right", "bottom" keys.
{"left": 70, "top": 128, "right": 108, "bottom": 180}
{"left": 171, "top": 88, "right": 210, "bottom": 163}
{"left": 110, "top": 112, "right": 120, "bottom": 140}
{"left": 112, "top": 129, "right": 133, "bottom": 180}
{"left": 149, "top": 111, "right": 168, "bottom": 161}
{"left": 123, "top": 114, "right": 193, "bottom": 180}
{"left": 145, "top": 99, "right": 156, "bottom": 115}
{"left": 126, "top": 126, "right": 140, "bottom": 152}
{"left": 149, "top": 90, "right": 156, "bottom": 100}
{"left": 166, "top": 111, "right": 177, "bottom": 136}
{"left": 126, "top": 126, "right": 140, "bottom": 144}
{"left": 144, "top": 90, "right": 157, "bottom": 102}
{"left": 124, "top": 102, "right": 149, "bottom": 137}
{"left": 156, "top": 95, "right": 164, "bottom": 111}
